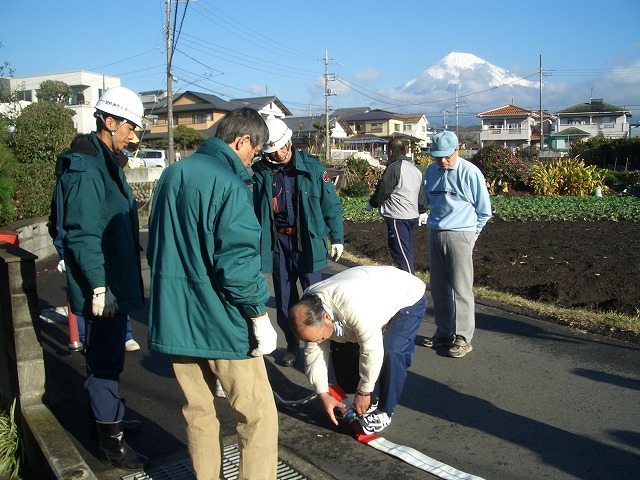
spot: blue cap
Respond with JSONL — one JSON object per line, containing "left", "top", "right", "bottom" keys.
{"left": 431, "top": 131, "right": 458, "bottom": 157}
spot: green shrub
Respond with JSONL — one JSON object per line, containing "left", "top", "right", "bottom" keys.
{"left": 472, "top": 145, "right": 532, "bottom": 191}
{"left": 11, "top": 102, "right": 76, "bottom": 219}
{"left": 341, "top": 180, "right": 371, "bottom": 197}
{"left": 0, "top": 399, "right": 22, "bottom": 479}
{"left": 339, "top": 156, "right": 383, "bottom": 197}
{"left": 530, "top": 158, "right": 606, "bottom": 196}
{"left": 0, "top": 116, "right": 18, "bottom": 225}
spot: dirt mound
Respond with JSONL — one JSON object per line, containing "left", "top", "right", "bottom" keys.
{"left": 343, "top": 219, "right": 640, "bottom": 318}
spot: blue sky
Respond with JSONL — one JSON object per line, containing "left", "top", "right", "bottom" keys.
{"left": 2, "top": 0, "right": 639, "bottom": 126}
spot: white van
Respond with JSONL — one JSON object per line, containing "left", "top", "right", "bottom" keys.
{"left": 137, "top": 149, "right": 167, "bottom": 168}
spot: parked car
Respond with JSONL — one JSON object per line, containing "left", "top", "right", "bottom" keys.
{"left": 122, "top": 149, "right": 143, "bottom": 169}
{"left": 137, "top": 149, "right": 167, "bottom": 168}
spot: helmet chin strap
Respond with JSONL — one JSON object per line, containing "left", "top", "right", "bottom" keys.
{"left": 96, "top": 112, "right": 124, "bottom": 153}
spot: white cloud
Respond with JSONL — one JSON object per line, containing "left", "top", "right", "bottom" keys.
{"left": 352, "top": 68, "right": 381, "bottom": 83}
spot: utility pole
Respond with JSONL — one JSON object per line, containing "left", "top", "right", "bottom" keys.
{"left": 440, "top": 110, "right": 449, "bottom": 131}
{"left": 455, "top": 89, "right": 467, "bottom": 137}
{"left": 539, "top": 54, "right": 544, "bottom": 153}
{"left": 324, "top": 50, "right": 330, "bottom": 164}
{"left": 323, "top": 50, "right": 339, "bottom": 164}
{"left": 166, "top": 0, "right": 175, "bottom": 164}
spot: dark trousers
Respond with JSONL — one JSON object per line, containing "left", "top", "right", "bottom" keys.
{"left": 273, "top": 233, "right": 322, "bottom": 348}
{"left": 85, "top": 312, "right": 127, "bottom": 422}
{"left": 331, "top": 295, "right": 428, "bottom": 413}
{"left": 385, "top": 217, "right": 417, "bottom": 274}
{"left": 378, "top": 294, "right": 427, "bottom": 414}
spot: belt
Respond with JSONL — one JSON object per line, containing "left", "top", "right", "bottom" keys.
{"left": 277, "top": 226, "right": 297, "bottom": 235}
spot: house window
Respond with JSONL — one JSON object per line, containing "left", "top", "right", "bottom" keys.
{"left": 356, "top": 124, "right": 363, "bottom": 133}
{"left": 18, "top": 90, "right": 32, "bottom": 102}
{"left": 192, "top": 112, "right": 212, "bottom": 124}
{"left": 394, "top": 124, "right": 400, "bottom": 132}
{"left": 371, "top": 123, "right": 382, "bottom": 133}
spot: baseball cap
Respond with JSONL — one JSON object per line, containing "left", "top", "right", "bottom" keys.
{"left": 430, "top": 131, "right": 459, "bottom": 157}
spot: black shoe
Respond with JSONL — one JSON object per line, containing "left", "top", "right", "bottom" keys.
{"left": 96, "top": 421, "right": 150, "bottom": 471}
{"left": 281, "top": 346, "right": 299, "bottom": 367}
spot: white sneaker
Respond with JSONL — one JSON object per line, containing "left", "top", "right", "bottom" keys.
{"left": 125, "top": 339, "right": 140, "bottom": 352}
{"left": 359, "top": 410, "right": 391, "bottom": 435}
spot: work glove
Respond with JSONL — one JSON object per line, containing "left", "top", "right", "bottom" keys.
{"left": 250, "top": 313, "right": 277, "bottom": 357}
{"left": 418, "top": 213, "right": 428, "bottom": 226}
{"left": 365, "top": 203, "right": 373, "bottom": 212}
{"left": 91, "top": 286, "right": 118, "bottom": 318}
{"left": 57, "top": 259, "right": 66, "bottom": 273}
{"left": 331, "top": 243, "right": 344, "bottom": 261}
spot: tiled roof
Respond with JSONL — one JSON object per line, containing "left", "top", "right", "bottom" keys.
{"left": 343, "top": 109, "right": 401, "bottom": 122}
{"left": 551, "top": 127, "right": 590, "bottom": 137}
{"left": 558, "top": 99, "right": 630, "bottom": 115}
{"left": 477, "top": 105, "right": 533, "bottom": 116}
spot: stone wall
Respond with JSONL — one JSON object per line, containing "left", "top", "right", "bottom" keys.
{"left": 0, "top": 243, "right": 97, "bottom": 479}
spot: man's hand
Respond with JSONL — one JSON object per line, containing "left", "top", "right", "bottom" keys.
{"left": 250, "top": 313, "right": 277, "bottom": 357}
{"left": 56, "top": 259, "right": 66, "bottom": 273}
{"left": 353, "top": 390, "right": 372, "bottom": 416}
{"left": 330, "top": 244, "right": 344, "bottom": 261}
{"left": 365, "top": 203, "right": 373, "bottom": 212}
{"left": 318, "top": 392, "right": 344, "bottom": 426}
{"left": 91, "top": 287, "right": 117, "bottom": 318}
{"left": 418, "top": 212, "right": 428, "bottom": 226}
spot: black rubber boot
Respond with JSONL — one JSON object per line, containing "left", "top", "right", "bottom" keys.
{"left": 96, "top": 421, "right": 150, "bottom": 471}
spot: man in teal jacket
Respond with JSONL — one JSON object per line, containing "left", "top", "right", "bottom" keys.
{"left": 55, "top": 86, "right": 148, "bottom": 471}
{"left": 252, "top": 117, "right": 344, "bottom": 367}
{"left": 147, "top": 108, "right": 278, "bottom": 480}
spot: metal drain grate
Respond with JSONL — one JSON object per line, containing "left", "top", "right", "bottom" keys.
{"left": 122, "top": 443, "right": 308, "bottom": 480}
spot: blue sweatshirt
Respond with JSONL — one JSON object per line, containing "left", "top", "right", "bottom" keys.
{"left": 423, "top": 157, "right": 492, "bottom": 232}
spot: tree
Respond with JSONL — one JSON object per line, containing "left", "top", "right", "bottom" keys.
{"left": 36, "top": 79, "right": 73, "bottom": 104}
{"left": 11, "top": 101, "right": 76, "bottom": 219}
{"left": 173, "top": 124, "right": 207, "bottom": 149}
{"left": 0, "top": 116, "right": 17, "bottom": 224}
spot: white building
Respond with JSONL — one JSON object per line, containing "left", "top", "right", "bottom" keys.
{"left": 1, "top": 70, "right": 120, "bottom": 133}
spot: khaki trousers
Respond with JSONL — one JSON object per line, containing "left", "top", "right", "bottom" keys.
{"left": 172, "top": 355, "right": 278, "bottom": 480}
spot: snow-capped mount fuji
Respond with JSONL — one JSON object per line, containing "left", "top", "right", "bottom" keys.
{"left": 397, "top": 52, "right": 537, "bottom": 96}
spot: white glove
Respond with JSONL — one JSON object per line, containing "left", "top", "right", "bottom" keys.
{"left": 418, "top": 213, "right": 428, "bottom": 226}
{"left": 91, "top": 286, "right": 118, "bottom": 318}
{"left": 365, "top": 203, "right": 373, "bottom": 212}
{"left": 250, "top": 313, "right": 277, "bottom": 357}
{"left": 331, "top": 243, "right": 344, "bottom": 261}
{"left": 57, "top": 259, "right": 66, "bottom": 273}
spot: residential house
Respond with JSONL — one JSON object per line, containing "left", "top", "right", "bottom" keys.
{"left": 281, "top": 115, "right": 353, "bottom": 153}
{"left": 143, "top": 90, "right": 236, "bottom": 143}
{"left": 229, "top": 96, "right": 291, "bottom": 119}
{"left": 143, "top": 92, "right": 292, "bottom": 144}
{"left": 397, "top": 113, "right": 431, "bottom": 149}
{"left": 554, "top": 99, "right": 631, "bottom": 140}
{"left": 341, "top": 109, "right": 424, "bottom": 156}
{"left": 0, "top": 70, "right": 120, "bottom": 133}
{"left": 477, "top": 104, "right": 553, "bottom": 151}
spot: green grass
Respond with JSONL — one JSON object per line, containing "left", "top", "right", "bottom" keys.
{"left": 341, "top": 195, "right": 640, "bottom": 223}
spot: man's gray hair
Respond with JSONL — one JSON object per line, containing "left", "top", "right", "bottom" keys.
{"left": 214, "top": 107, "right": 268, "bottom": 148}
{"left": 289, "top": 293, "right": 325, "bottom": 329}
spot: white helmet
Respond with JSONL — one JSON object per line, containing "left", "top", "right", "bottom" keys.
{"left": 263, "top": 117, "right": 292, "bottom": 153}
{"left": 95, "top": 86, "right": 144, "bottom": 128}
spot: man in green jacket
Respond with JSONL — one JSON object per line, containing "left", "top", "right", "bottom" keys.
{"left": 252, "top": 117, "right": 344, "bottom": 367}
{"left": 147, "top": 108, "right": 278, "bottom": 480}
{"left": 55, "top": 86, "right": 148, "bottom": 471}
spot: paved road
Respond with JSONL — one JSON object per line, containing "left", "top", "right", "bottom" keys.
{"left": 35, "top": 231, "right": 640, "bottom": 480}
